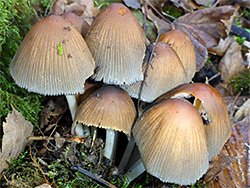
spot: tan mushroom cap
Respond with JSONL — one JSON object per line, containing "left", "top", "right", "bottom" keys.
{"left": 10, "top": 15, "right": 95, "bottom": 95}
{"left": 73, "top": 86, "right": 137, "bottom": 136}
{"left": 133, "top": 98, "right": 209, "bottom": 185}
{"left": 122, "top": 42, "right": 188, "bottom": 102}
{"left": 85, "top": 3, "right": 146, "bottom": 85}
{"left": 62, "top": 12, "right": 90, "bottom": 37}
{"left": 156, "top": 83, "right": 232, "bottom": 160}
{"left": 75, "top": 80, "right": 103, "bottom": 106}
{"left": 158, "top": 29, "right": 196, "bottom": 81}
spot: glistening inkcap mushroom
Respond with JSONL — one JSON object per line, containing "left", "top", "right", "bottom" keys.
{"left": 9, "top": 14, "right": 95, "bottom": 119}
{"left": 130, "top": 98, "right": 209, "bottom": 185}
{"left": 158, "top": 29, "right": 196, "bottom": 81}
{"left": 72, "top": 86, "right": 137, "bottom": 161}
{"left": 156, "top": 83, "right": 232, "bottom": 160}
{"left": 122, "top": 42, "right": 188, "bottom": 103}
{"left": 85, "top": 3, "right": 146, "bottom": 85}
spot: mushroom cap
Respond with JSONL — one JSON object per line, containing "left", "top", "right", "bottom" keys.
{"left": 156, "top": 83, "right": 232, "bottom": 160}
{"left": 158, "top": 29, "right": 196, "bottom": 81}
{"left": 85, "top": 3, "right": 146, "bottom": 85}
{"left": 62, "top": 12, "right": 90, "bottom": 37}
{"left": 122, "top": 42, "right": 188, "bottom": 102}
{"left": 74, "top": 80, "right": 103, "bottom": 105}
{"left": 133, "top": 98, "right": 209, "bottom": 185}
{"left": 73, "top": 86, "right": 137, "bottom": 136}
{"left": 10, "top": 15, "right": 95, "bottom": 95}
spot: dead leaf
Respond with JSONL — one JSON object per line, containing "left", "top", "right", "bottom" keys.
{"left": 123, "top": 0, "right": 141, "bottom": 9}
{"left": 173, "top": 6, "right": 235, "bottom": 49}
{"left": 146, "top": 5, "right": 235, "bottom": 71}
{"left": 219, "top": 37, "right": 245, "bottom": 84}
{"left": 220, "top": 0, "right": 250, "bottom": 9}
{"left": 35, "top": 184, "right": 52, "bottom": 188}
{"left": 0, "top": 107, "right": 33, "bottom": 173}
{"left": 169, "top": 0, "right": 200, "bottom": 11}
{"left": 204, "top": 155, "right": 240, "bottom": 183}
{"left": 194, "top": 0, "right": 215, "bottom": 6}
{"left": 206, "top": 121, "right": 250, "bottom": 187}
{"left": 208, "top": 36, "right": 232, "bottom": 56}
{"left": 235, "top": 99, "right": 250, "bottom": 121}
{"left": 55, "top": 132, "right": 66, "bottom": 148}
{"left": 50, "top": 0, "right": 99, "bottom": 25}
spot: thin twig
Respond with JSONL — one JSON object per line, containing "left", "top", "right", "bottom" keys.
{"left": 29, "top": 147, "right": 50, "bottom": 185}
{"left": 45, "top": 0, "right": 54, "bottom": 17}
{"left": 208, "top": 72, "right": 221, "bottom": 82}
{"left": 72, "top": 165, "right": 117, "bottom": 188}
{"left": 213, "top": 0, "right": 221, "bottom": 7}
{"left": 28, "top": 136, "right": 55, "bottom": 141}
{"left": 144, "top": 0, "right": 171, "bottom": 24}
{"left": 137, "top": 33, "right": 161, "bottom": 115}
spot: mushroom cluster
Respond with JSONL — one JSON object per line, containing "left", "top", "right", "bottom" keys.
{"left": 9, "top": 2, "right": 232, "bottom": 186}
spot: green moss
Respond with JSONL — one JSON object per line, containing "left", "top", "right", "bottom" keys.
{"left": 0, "top": 0, "right": 48, "bottom": 126}
{"left": 229, "top": 69, "right": 250, "bottom": 94}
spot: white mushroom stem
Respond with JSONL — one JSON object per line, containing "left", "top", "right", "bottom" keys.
{"left": 66, "top": 95, "right": 90, "bottom": 136}
{"left": 124, "top": 158, "right": 146, "bottom": 182}
{"left": 66, "top": 95, "right": 78, "bottom": 120}
{"left": 104, "top": 129, "right": 119, "bottom": 161}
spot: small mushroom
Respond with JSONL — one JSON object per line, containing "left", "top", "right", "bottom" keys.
{"left": 72, "top": 86, "right": 137, "bottom": 161}
{"left": 62, "top": 12, "right": 90, "bottom": 37}
{"left": 122, "top": 42, "right": 188, "bottom": 102}
{"left": 158, "top": 29, "right": 196, "bottom": 81}
{"left": 9, "top": 15, "right": 95, "bottom": 120}
{"left": 156, "top": 83, "right": 232, "bottom": 160}
{"left": 85, "top": 3, "right": 146, "bottom": 85}
{"left": 129, "top": 98, "right": 209, "bottom": 185}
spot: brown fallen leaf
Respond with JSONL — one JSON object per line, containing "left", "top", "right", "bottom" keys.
{"left": 234, "top": 99, "right": 250, "bottom": 121}
{"left": 169, "top": 0, "right": 200, "bottom": 11}
{"left": 219, "top": 37, "right": 245, "bottom": 84}
{"left": 50, "top": 0, "right": 99, "bottom": 25}
{"left": 55, "top": 132, "right": 66, "bottom": 149}
{"left": 146, "top": 5, "right": 235, "bottom": 71}
{"left": 35, "top": 184, "right": 52, "bottom": 188}
{"left": 204, "top": 155, "right": 240, "bottom": 183}
{"left": 173, "top": 6, "right": 235, "bottom": 49}
{"left": 0, "top": 107, "right": 33, "bottom": 173}
{"left": 123, "top": 0, "right": 141, "bottom": 9}
{"left": 194, "top": 0, "right": 216, "bottom": 6}
{"left": 206, "top": 120, "right": 250, "bottom": 187}
{"left": 220, "top": 0, "right": 250, "bottom": 9}
{"left": 208, "top": 36, "right": 232, "bottom": 56}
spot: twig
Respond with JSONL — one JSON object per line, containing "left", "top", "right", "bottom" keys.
{"left": 29, "top": 147, "right": 50, "bottom": 185}
{"left": 27, "top": 136, "right": 55, "bottom": 141}
{"left": 137, "top": 33, "right": 161, "bottom": 115}
{"left": 208, "top": 72, "right": 221, "bottom": 82}
{"left": 144, "top": 0, "right": 171, "bottom": 24}
{"left": 72, "top": 165, "right": 117, "bottom": 188}
{"left": 213, "top": 0, "right": 221, "bottom": 7}
{"left": 45, "top": 0, "right": 54, "bottom": 17}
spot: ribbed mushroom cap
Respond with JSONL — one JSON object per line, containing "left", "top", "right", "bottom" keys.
{"left": 158, "top": 29, "right": 196, "bottom": 81}
{"left": 73, "top": 86, "right": 137, "bottom": 136}
{"left": 62, "top": 12, "right": 90, "bottom": 37}
{"left": 122, "top": 42, "right": 188, "bottom": 102}
{"left": 10, "top": 15, "right": 95, "bottom": 95}
{"left": 156, "top": 83, "right": 232, "bottom": 160}
{"left": 133, "top": 98, "right": 209, "bottom": 185}
{"left": 85, "top": 3, "right": 146, "bottom": 85}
